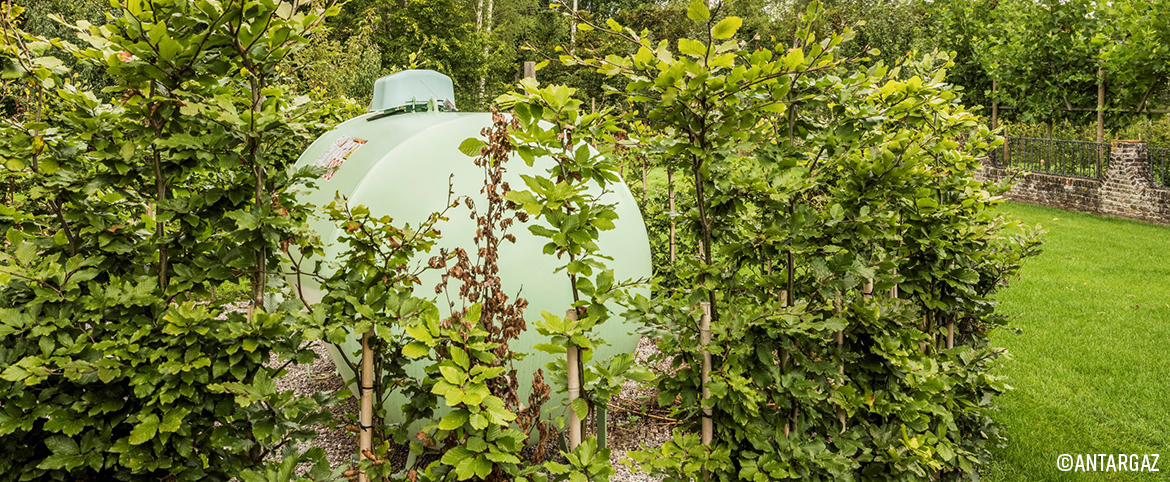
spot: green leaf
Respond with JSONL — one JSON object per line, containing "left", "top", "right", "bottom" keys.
{"left": 472, "top": 454, "right": 492, "bottom": 478}
{"left": 679, "top": 38, "right": 707, "bottom": 57}
{"left": 571, "top": 397, "right": 589, "bottom": 421}
{"left": 459, "top": 138, "right": 487, "bottom": 158}
{"left": 440, "top": 365, "right": 466, "bottom": 384}
{"left": 14, "top": 241, "right": 35, "bottom": 265}
{"left": 402, "top": 341, "right": 430, "bottom": 359}
{"left": 44, "top": 435, "right": 78, "bottom": 455}
{"left": 469, "top": 412, "right": 489, "bottom": 430}
{"left": 438, "top": 410, "right": 469, "bottom": 430}
{"left": 450, "top": 346, "right": 470, "bottom": 370}
{"left": 686, "top": 0, "right": 710, "bottom": 21}
{"left": 129, "top": 414, "right": 159, "bottom": 445}
{"left": 160, "top": 408, "right": 190, "bottom": 433}
{"left": 712, "top": 16, "right": 742, "bottom": 39}
{"left": 441, "top": 445, "right": 475, "bottom": 467}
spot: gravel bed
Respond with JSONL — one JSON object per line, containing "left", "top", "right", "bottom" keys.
{"left": 275, "top": 336, "right": 672, "bottom": 481}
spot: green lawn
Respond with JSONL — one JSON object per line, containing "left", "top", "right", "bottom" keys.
{"left": 985, "top": 203, "right": 1170, "bottom": 481}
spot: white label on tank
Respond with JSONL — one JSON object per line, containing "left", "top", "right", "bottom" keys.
{"left": 313, "top": 136, "right": 367, "bottom": 180}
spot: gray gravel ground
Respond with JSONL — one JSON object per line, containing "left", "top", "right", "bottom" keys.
{"left": 274, "top": 341, "right": 360, "bottom": 468}
{"left": 605, "top": 336, "right": 672, "bottom": 482}
{"left": 275, "top": 336, "right": 672, "bottom": 481}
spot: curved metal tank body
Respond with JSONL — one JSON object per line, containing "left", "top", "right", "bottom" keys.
{"left": 289, "top": 110, "right": 651, "bottom": 424}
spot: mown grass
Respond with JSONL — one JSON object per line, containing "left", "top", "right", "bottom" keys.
{"left": 985, "top": 202, "right": 1170, "bottom": 481}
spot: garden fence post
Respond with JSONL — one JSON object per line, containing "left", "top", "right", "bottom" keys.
{"left": 700, "top": 302, "right": 713, "bottom": 446}
{"left": 523, "top": 61, "right": 535, "bottom": 80}
{"left": 358, "top": 328, "right": 375, "bottom": 482}
{"left": 565, "top": 309, "right": 582, "bottom": 450}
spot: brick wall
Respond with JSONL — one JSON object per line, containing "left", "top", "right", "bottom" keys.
{"left": 977, "top": 140, "right": 1170, "bottom": 225}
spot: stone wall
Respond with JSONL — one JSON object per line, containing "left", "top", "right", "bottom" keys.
{"left": 977, "top": 140, "right": 1170, "bottom": 225}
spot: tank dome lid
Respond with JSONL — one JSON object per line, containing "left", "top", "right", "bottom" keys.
{"left": 369, "top": 69, "right": 456, "bottom": 113}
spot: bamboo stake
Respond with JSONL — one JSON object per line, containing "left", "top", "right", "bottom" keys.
{"left": 668, "top": 168, "right": 676, "bottom": 262}
{"left": 565, "top": 309, "right": 582, "bottom": 450}
{"left": 699, "top": 302, "right": 713, "bottom": 446}
{"left": 358, "top": 329, "right": 375, "bottom": 482}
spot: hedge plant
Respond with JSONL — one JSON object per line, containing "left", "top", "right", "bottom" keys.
{"left": 556, "top": 1, "right": 1042, "bottom": 480}
{"left": 0, "top": 1, "right": 351, "bottom": 480}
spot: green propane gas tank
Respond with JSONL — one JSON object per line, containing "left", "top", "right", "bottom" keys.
{"left": 287, "top": 70, "right": 651, "bottom": 424}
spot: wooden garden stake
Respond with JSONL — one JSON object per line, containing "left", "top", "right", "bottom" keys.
{"left": 641, "top": 161, "right": 648, "bottom": 202}
{"left": 835, "top": 296, "right": 845, "bottom": 434}
{"left": 991, "top": 79, "right": 998, "bottom": 130}
{"left": 1096, "top": 68, "right": 1105, "bottom": 145}
{"left": 947, "top": 322, "right": 955, "bottom": 349}
{"left": 1097, "top": 67, "right": 1106, "bottom": 177}
{"left": 1003, "top": 125, "right": 1010, "bottom": 163}
{"left": 358, "top": 329, "right": 375, "bottom": 482}
{"left": 779, "top": 290, "right": 790, "bottom": 438}
{"left": 920, "top": 314, "right": 928, "bottom": 353}
{"left": 700, "top": 302, "right": 713, "bottom": 446}
{"left": 565, "top": 309, "right": 582, "bottom": 450}
{"left": 668, "top": 168, "right": 676, "bottom": 262}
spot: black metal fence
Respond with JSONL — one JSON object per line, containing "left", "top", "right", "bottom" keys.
{"left": 989, "top": 136, "right": 1109, "bottom": 179}
{"left": 1150, "top": 147, "right": 1170, "bottom": 189}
